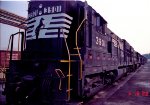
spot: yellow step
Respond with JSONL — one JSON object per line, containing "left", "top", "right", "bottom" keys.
{"left": 60, "top": 60, "right": 76, "bottom": 63}
{"left": 73, "top": 48, "right": 81, "bottom": 50}
{"left": 66, "top": 89, "right": 73, "bottom": 92}
{"left": 70, "top": 54, "right": 80, "bottom": 56}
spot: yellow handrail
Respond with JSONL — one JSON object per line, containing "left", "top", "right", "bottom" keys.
{"left": 75, "top": 18, "right": 87, "bottom": 80}
{"left": 60, "top": 17, "right": 86, "bottom": 100}
{"left": 61, "top": 28, "right": 71, "bottom": 101}
{"left": 55, "top": 69, "right": 65, "bottom": 90}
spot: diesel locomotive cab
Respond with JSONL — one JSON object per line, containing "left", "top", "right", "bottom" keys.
{"left": 5, "top": 0, "right": 87, "bottom": 105}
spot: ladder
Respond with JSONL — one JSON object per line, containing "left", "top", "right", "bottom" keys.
{"left": 60, "top": 18, "right": 87, "bottom": 101}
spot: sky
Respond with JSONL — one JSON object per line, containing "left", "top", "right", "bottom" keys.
{"left": 0, "top": 1, "right": 28, "bottom": 51}
{"left": 0, "top": 0, "right": 150, "bottom": 54}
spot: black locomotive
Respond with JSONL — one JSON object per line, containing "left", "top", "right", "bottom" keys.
{"left": 4, "top": 0, "right": 147, "bottom": 105}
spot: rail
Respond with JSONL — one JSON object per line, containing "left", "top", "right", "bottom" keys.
{"left": 75, "top": 18, "right": 87, "bottom": 80}
{"left": 61, "top": 28, "right": 72, "bottom": 101}
{"left": 2, "top": 31, "right": 25, "bottom": 88}
{"left": 9, "top": 32, "right": 25, "bottom": 61}
{"left": 55, "top": 69, "right": 65, "bottom": 90}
